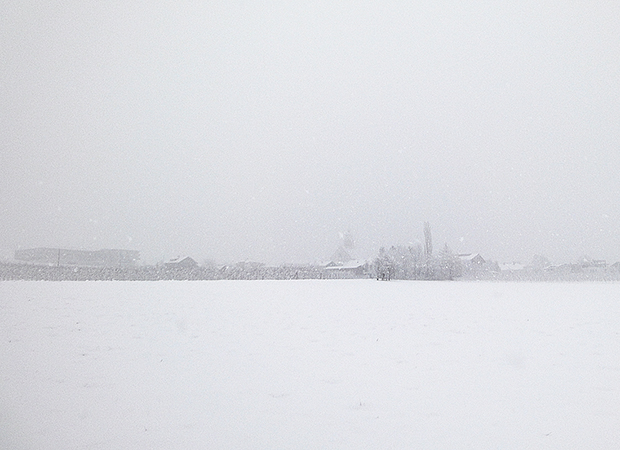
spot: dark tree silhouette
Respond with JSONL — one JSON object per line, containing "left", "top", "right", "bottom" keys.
{"left": 424, "top": 222, "right": 433, "bottom": 258}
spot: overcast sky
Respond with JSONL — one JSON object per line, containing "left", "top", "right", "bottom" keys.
{"left": 2, "top": 1, "right": 619, "bottom": 265}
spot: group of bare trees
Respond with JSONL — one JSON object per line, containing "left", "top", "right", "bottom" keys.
{"left": 374, "top": 223, "right": 461, "bottom": 280}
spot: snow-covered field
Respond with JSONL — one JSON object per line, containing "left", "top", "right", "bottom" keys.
{"left": 1, "top": 280, "right": 619, "bottom": 449}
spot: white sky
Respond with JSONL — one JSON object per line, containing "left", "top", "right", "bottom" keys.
{"left": 2, "top": 1, "right": 619, "bottom": 264}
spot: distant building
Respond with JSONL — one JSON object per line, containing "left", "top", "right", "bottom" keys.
{"left": 14, "top": 248, "right": 139, "bottom": 267}
{"left": 458, "top": 253, "right": 486, "bottom": 265}
{"left": 324, "top": 259, "right": 369, "bottom": 277}
{"left": 544, "top": 264, "right": 574, "bottom": 274}
{"left": 165, "top": 256, "right": 198, "bottom": 268}
{"left": 456, "top": 253, "right": 488, "bottom": 276}
{"left": 499, "top": 262, "right": 525, "bottom": 272}
{"left": 575, "top": 256, "right": 607, "bottom": 272}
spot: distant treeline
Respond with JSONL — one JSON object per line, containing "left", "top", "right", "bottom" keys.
{"left": 0, "top": 262, "right": 357, "bottom": 281}
{"left": 2, "top": 261, "right": 620, "bottom": 282}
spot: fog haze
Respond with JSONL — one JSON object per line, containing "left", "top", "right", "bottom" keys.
{"left": 2, "top": 1, "right": 619, "bottom": 265}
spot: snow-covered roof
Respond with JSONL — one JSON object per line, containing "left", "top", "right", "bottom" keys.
{"left": 324, "top": 259, "right": 368, "bottom": 270}
{"left": 166, "top": 256, "right": 197, "bottom": 266}
{"left": 458, "top": 253, "right": 483, "bottom": 261}
{"left": 499, "top": 262, "right": 525, "bottom": 272}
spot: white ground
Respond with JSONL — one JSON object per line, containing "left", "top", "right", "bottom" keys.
{"left": 1, "top": 280, "right": 619, "bottom": 449}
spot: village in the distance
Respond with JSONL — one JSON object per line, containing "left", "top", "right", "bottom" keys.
{"left": 2, "top": 223, "right": 618, "bottom": 282}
